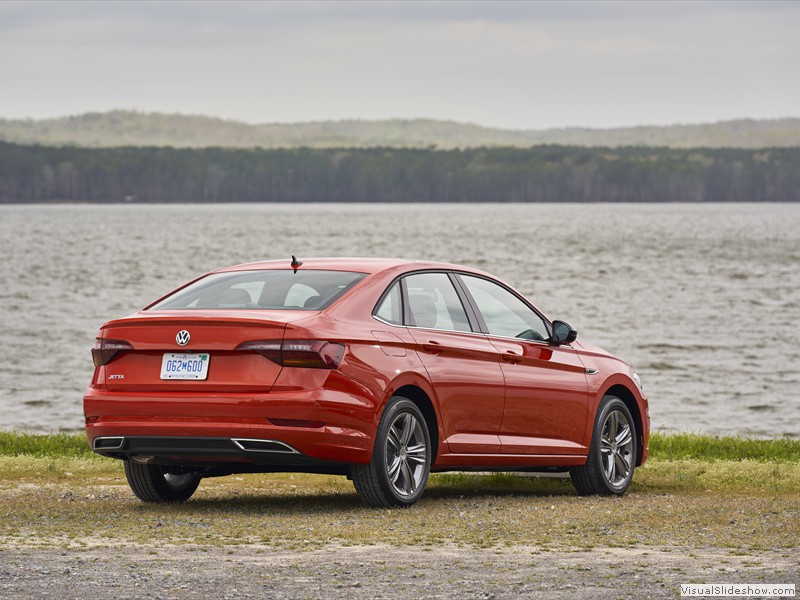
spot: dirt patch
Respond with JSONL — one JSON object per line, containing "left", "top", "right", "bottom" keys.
{"left": 2, "top": 464, "right": 798, "bottom": 597}
{"left": 2, "top": 543, "right": 797, "bottom": 599}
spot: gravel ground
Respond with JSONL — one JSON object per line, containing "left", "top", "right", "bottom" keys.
{"left": 1, "top": 544, "right": 797, "bottom": 599}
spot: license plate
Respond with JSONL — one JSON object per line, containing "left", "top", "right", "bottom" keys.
{"left": 160, "top": 353, "right": 210, "bottom": 380}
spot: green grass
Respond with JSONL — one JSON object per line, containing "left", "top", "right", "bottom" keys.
{"left": 1, "top": 431, "right": 799, "bottom": 551}
{"left": 0, "top": 468, "right": 798, "bottom": 551}
{"left": 0, "top": 431, "right": 94, "bottom": 458}
{"left": 2, "top": 430, "right": 798, "bottom": 462}
{"left": 649, "top": 432, "right": 800, "bottom": 462}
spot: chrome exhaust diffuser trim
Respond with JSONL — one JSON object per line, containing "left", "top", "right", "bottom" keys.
{"left": 93, "top": 436, "right": 125, "bottom": 451}
{"left": 232, "top": 438, "right": 299, "bottom": 454}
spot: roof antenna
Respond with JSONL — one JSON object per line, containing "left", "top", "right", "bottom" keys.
{"left": 291, "top": 255, "right": 303, "bottom": 273}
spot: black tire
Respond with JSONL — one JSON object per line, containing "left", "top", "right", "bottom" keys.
{"left": 570, "top": 395, "right": 638, "bottom": 496}
{"left": 124, "top": 460, "right": 201, "bottom": 503}
{"left": 352, "top": 396, "right": 431, "bottom": 508}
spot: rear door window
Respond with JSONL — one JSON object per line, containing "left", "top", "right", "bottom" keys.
{"left": 404, "top": 273, "right": 472, "bottom": 332}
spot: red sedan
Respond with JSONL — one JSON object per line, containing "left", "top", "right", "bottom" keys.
{"left": 85, "top": 257, "right": 649, "bottom": 507}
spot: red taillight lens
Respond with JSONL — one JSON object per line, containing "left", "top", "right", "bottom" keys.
{"left": 91, "top": 339, "right": 134, "bottom": 367}
{"left": 237, "top": 340, "right": 345, "bottom": 369}
{"left": 282, "top": 341, "right": 345, "bottom": 368}
{"left": 234, "top": 341, "right": 283, "bottom": 364}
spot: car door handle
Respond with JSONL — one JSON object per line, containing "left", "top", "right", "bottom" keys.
{"left": 422, "top": 341, "right": 442, "bottom": 355}
{"left": 501, "top": 351, "right": 522, "bottom": 364}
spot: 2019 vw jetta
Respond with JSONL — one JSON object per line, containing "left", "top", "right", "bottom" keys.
{"left": 85, "top": 257, "right": 649, "bottom": 507}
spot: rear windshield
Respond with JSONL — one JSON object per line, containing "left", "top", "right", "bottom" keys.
{"left": 148, "top": 270, "right": 367, "bottom": 311}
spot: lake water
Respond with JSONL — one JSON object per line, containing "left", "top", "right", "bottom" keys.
{"left": 0, "top": 203, "right": 798, "bottom": 437}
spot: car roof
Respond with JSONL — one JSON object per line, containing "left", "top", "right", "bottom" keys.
{"left": 215, "top": 257, "right": 493, "bottom": 278}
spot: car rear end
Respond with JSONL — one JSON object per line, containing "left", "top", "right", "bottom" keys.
{"left": 84, "top": 266, "right": 382, "bottom": 473}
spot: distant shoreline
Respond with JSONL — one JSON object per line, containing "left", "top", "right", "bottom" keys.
{"left": 3, "top": 110, "right": 800, "bottom": 149}
{"left": 2, "top": 142, "right": 799, "bottom": 203}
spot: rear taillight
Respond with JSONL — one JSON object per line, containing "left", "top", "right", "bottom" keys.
{"left": 92, "top": 339, "right": 134, "bottom": 367}
{"left": 282, "top": 341, "right": 345, "bottom": 368}
{"left": 237, "top": 340, "right": 345, "bottom": 369}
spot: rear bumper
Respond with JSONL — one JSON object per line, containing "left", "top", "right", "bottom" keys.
{"left": 84, "top": 383, "right": 381, "bottom": 464}
{"left": 92, "top": 435, "right": 349, "bottom": 472}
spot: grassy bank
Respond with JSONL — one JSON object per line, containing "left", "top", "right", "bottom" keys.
{"left": 1, "top": 431, "right": 798, "bottom": 552}
{"left": 649, "top": 432, "right": 800, "bottom": 462}
{"left": 2, "top": 430, "right": 799, "bottom": 461}
{"left": 0, "top": 431, "right": 95, "bottom": 458}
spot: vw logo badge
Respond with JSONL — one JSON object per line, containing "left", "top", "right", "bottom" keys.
{"left": 176, "top": 330, "right": 190, "bottom": 346}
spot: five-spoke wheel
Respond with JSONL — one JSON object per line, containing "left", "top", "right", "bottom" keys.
{"left": 599, "top": 406, "right": 635, "bottom": 487}
{"left": 570, "top": 395, "right": 638, "bottom": 496}
{"left": 352, "top": 396, "right": 431, "bottom": 507}
{"left": 385, "top": 412, "right": 428, "bottom": 499}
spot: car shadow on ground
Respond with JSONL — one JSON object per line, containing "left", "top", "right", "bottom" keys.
{"left": 172, "top": 474, "right": 579, "bottom": 513}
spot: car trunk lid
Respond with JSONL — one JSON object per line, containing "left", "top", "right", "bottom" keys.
{"left": 98, "top": 310, "right": 313, "bottom": 393}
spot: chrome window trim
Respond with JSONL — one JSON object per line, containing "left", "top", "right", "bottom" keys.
{"left": 372, "top": 314, "right": 398, "bottom": 327}
{"left": 484, "top": 331, "right": 573, "bottom": 349}
{"left": 372, "top": 313, "right": 486, "bottom": 337}
{"left": 372, "top": 314, "right": 574, "bottom": 351}
{"left": 370, "top": 268, "right": 567, "bottom": 346}
{"left": 373, "top": 313, "right": 552, "bottom": 342}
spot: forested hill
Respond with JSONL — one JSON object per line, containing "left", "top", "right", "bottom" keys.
{"left": 2, "top": 142, "right": 797, "bottom": 203}
{"left": 1, "top": 111, "right": 799, "bottom": 150}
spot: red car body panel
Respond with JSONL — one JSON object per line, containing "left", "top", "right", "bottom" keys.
{"left": 407, "top": 327, "right": 506, "bottom": 454}
{"left": 489, "top": 338, "right": 590, "bottom": 455}
{"left": 84, "top": 258, "right": 650, "bottom": 472}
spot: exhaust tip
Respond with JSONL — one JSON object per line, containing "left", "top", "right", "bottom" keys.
{"left": 232, "top": 439, "right": 298, "bottom": 454}
{"left": 93, "top": 436, "right": 125, "bottom": 451}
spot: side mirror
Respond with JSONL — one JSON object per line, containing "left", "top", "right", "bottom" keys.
{"left": 550, "top": 320, "right": 577, "bottom": 345}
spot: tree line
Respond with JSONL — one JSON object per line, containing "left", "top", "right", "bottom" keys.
{"left": 1, "top": 142, "right": 798, "bottom": 203}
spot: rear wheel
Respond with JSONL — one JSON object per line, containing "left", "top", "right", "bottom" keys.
{"left": 570, "top": 395, "right": 637, "bottom": 496}
{"left": 124, "top": 460, "right": 201, "bottom": 502}
{"left": 352, "top": 396, "right": 431, "bottom": 508}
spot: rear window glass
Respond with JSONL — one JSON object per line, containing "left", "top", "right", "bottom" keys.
{"left": 149, "top": 270, "right": 367, "bottom": 311}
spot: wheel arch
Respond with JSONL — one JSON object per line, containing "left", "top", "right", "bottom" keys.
{"left": 604, "top": 383, "right": 645, "bottom": 467}
{"left": 392, "top": 384, "right": 441, "bottom": 463}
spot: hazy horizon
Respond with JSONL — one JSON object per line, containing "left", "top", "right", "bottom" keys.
{"left": 2, "top": 1, "right": 798, "bottom": 130}
{"left": 4, "top": 108, "right": 799, "bottom": 132}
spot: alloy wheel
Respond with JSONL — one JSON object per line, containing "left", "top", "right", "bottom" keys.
{"left": 599, "top": 409, "right": 634, "bottom": 487}
{"left": 385, "top": 412, "right": 428, "bottom": 497}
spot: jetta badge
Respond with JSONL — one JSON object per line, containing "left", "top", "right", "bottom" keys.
{"left": 176, "top": 330, "right": 191, "bottom": 346}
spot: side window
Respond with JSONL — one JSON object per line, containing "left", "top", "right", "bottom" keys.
{"left": 375, "top": 281, "right": 403, "bottom": 325}
{"left": 460, "top": 275, "right": 549, "bottom": 341}
{"left": 405, "top": 273, "right": 471, "bottom": 332}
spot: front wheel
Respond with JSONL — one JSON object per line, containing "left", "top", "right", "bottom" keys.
{"left": 570, "top": 395, "right": 638, "bottom": 496}
{"left": 352, "top": 396, "right": 431, "bottom": 508}
{"left": 124, "top": 460, "right": 201, "bottom": 503}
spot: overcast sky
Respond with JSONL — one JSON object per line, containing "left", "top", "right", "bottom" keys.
{"left": 1, "top": 1, "right": 798, "bottom": 129}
